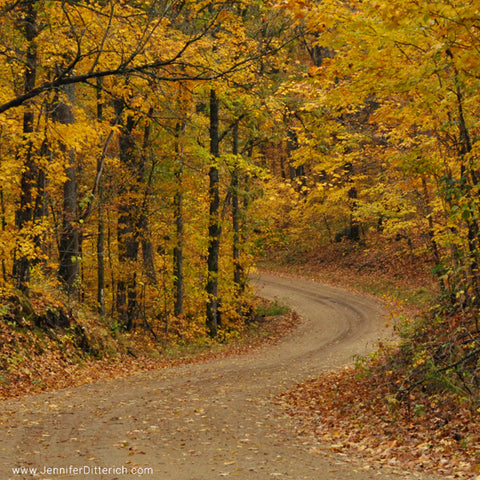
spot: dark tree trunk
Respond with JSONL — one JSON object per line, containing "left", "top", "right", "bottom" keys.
{"left": 96, "top": 80, "right": 106, "bottom": 316}
{"left": 55, "top": 85, "right": 80, "bottom": 293}
{"left": 206, "top": 89, "right": 221, "bottom": 337}
{"left": 33, "top": 154, "right": 47, "bottom": 253}
{"left": 348, "top": 186, "right": 360, "bottom": 242}
{"left": 13, "top": 1, "right": 38, "bottom": 291}
{"left": 115, "top": 103, "right": 156, "bottom": 329}
{"left": 139, "top": 111, "right": 157, "bottom": 283}
{"left": 421, "top": 177, "right": 445, "bottom": 293}
{"left": 97, "top": 209, "right": 105, "bottom": 315}
{"left": 231, "top": 121, "right": 244, "bottom": 295}
{"left": 173, "top": 185, "right": 184, "bottom": 316}
{"left": 116, "top": 107, "right": 139, "bottom": 330}
{"left": 285, "top": 121, "right": 305, "bottom": 190}
{"left": 287, "top": 127, "right": 297, "bottom": 182}
{"left": 173, "top": 122, "right": 184, "bottom": 317}
{"left": 117, "top": 203, "right": 139, "bottom": 329}
{"left": 58, "top": 153, "right": 80, "bottom": 290}
{"left": 141, "top": 235, "right": 156, "bottom": 282}
{"left": 0, "top": 186, "right": 6, "bottom": 283}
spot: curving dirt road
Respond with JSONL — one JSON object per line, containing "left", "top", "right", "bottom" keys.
{"left": 0, "top": 272, "right": 442, "bottom": 480}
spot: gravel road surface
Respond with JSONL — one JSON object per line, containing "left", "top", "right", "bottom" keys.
{"left": 0, "top": 272, "right": 444, "bottom": 480}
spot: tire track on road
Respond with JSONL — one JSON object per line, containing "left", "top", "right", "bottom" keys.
{"left": 0, "top": 272, "right": 442, "bottom": 480}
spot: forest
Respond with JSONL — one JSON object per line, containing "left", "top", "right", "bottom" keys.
{"left": 1, "top": 0, "right": 480, "bottom": 474}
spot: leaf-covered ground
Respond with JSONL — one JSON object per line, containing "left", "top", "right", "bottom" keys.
{"left": 264, "top": 241, "right": 480, "bottom": 478}
{"left": 279, "top": 363, "right": 480, "bottom": 478}
{"left": 0, "top": 292, "right": 298, "bottom": 399}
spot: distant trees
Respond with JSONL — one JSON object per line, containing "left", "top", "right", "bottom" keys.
{"left": 264, "top": 0, "right": 480, "bottom": 318}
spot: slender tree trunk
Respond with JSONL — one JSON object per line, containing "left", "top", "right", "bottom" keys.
{"left": 206, "top": 89, "right": 221, "bottom": 337}
{"left": 0, "top": 186, "right": 6, "bottom": 283}
{"left": 117, "top": 202, "right": 139, "bottom": 330}
{"left": 13, "top": 1, "right": 38, "bottom": 291}
{"left": 107, "top": 210, "right": 115, "bottom": 318}
{"left": 285, "top": 120, "right": 306, "bottom": 190}
{"left": 231, "top": 121, "right": 244, "bottom": 294}
{"left": 287, "top": 128, "right": 297, "bottom": 182}
{"left": 279, "top": 151, "right": 287, "bottom": 179}
{"left": 33, "top": 149, "right": 47, "bottom": 256}
{"left": 173, "top": 122, "right": 184, "bottom": 317}
{"left": 348, "top": 186, "right": 360, "bottom": 241}
{"left": 139, "top": 111, "right": 157, "bottom": 283}
{"left": 58, "top": 152, "right": 80, "bottom": 290}
{"left": 116, "top": 106, "right": 139, "bottom": 330}
{"left": 421, "top": 177, "right": 446, "bottom": 293}
{"left": 173, "top": 187, "right": 184, "bottom": 316}
{"left": 141, "top": 233, "right": 156, "bottom": 282}
{"left": 97, "top": 206, "right": 105, "bottom": 315}
{"left": 96, "top": 79, "right": 106, "bottom": 316}
{"left": 55, "top": 85, "right": 80, "bottom": 293}
{"left": 115, "top": 104, "right": 157, "bottom": 329}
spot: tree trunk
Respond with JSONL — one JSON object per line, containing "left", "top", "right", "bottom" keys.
{"left": 285, "top": 121, "right": 305, "bottom": 190}
{"left": 97, "top": 207, "right": 105, "bottom": 315}
{"left": 173, "top": 122, "right": 184, "bottom": 317}
{"left": 117, "top": 205, "right": 139, "bottom": 330}
{"left": 13, "top": 1, "right": 38, "bottom": 291}
{"left": 421, "top": 177, "right": 446, "bottom": 293}
{"left": 96, "top": 79, "right": 106, "bottom": 316}
{"left": 33, "top": 151, "right": 47, "bottom": 254}
{"left": 55, "top": 85, "right": 80, "bottom": 293}
{"left": 116, "top": 106, "right": 139, "bottom": 330}
{"left": 231, "top": 121, "right": 244, "bottom": 295}
{"left": 139, "top": 111, "right": 157, "bottom": 283}
{"left": 348, "top": 186, "right": 360, "bottom": 242}
{"left": 0, "top": 186, "right": 6, "bottom": 283}
{"left": 206, "top": 89, "right": 221, "bottom": 337}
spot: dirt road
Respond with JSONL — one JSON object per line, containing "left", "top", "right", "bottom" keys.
{"left": 0, "top": 272, "right": 442, "bottom": 479}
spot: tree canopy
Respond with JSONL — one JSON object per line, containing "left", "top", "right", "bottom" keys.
{"left": 1, "top": 0, "right": 480, "bottom": 344}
